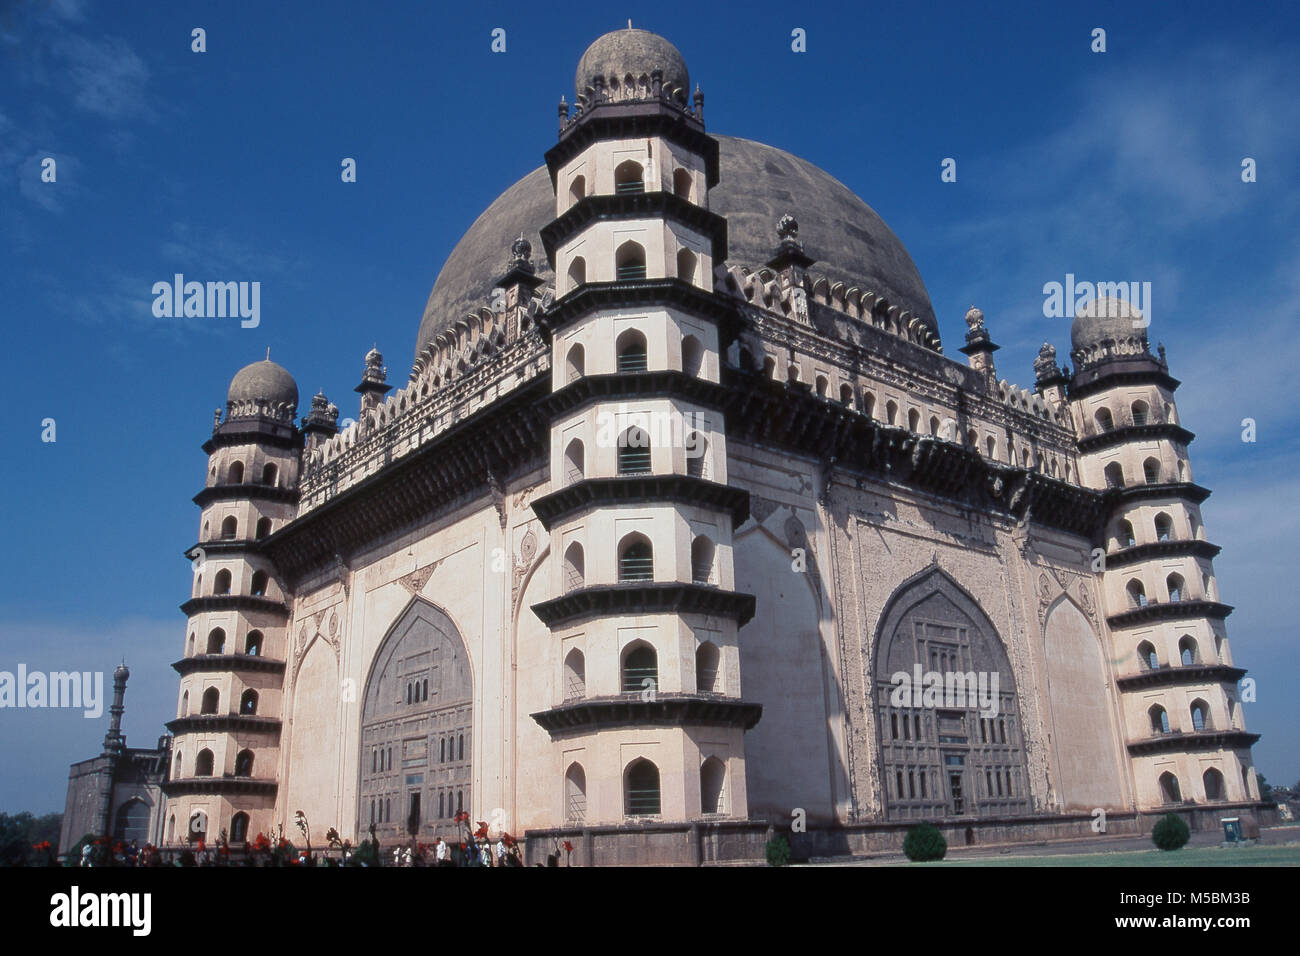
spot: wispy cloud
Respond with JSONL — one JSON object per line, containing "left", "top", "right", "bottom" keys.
{"left": 50, "top": 31, "right": 152, "bottom": 120}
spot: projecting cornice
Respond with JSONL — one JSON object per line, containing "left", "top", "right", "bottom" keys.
{"left": 1105, "top": 539, "right": 1221, "bottom": 570}
{"left": 540, "top": 192, "right": 727, "bottom": 264}
{"left": 545, "top": 101, "right": 719, "bottom": 188}
{"left": 532, "top": 475, "right": 749, "bottom": 530}
{"left": 531, "top": 693, "right": 762, "bottom": 736}
{"left": 537, "top": 278, "right": 742, "bottom": 344}
{"left": 1106, "top": 600, "right": 1233, "bottom": 629}
{"left": 531, "top": 582, "right": 756, "bottom": 628}
{"left": 1126, "top": 729, "right": 1260, "bottom": 756}
{"left": 537, "top": 370, "right": 732, "bottom": 420}
{"left": 202, "top": 418, "right": 302, "bottom": 455}
{"left": 180, "top": 595, "right": 289, "bottom": 618}
{"left": 1077, "top": 423, "right": 1195, "bottom": 454}
{"left": 171, "top": 655, "right": 287, "bottom": 677}
{"left": 1116, "top": 663, "right": 1247, "bottom": 692}
{"left": 193, "top": 483, "right": 299, "bottom": 508}
{"left": 1111, "top": 482, "right": 1212, "bottom": 506}
{"left": 161, "top": 777, "right": 278, "bottom": 798}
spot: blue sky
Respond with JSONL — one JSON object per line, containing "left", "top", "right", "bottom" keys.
{"left": 1, "top": 0, "right": 1296, "bottom": 813}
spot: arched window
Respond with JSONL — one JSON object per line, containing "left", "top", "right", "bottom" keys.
{"left": 685, "top": 432, "right": 707, "bottom": 479}
{"left": 1021, "top": 447, "right": 1031, "bottom": 468}
{"left": 617, "top": 426, "right": 651, "bottom": 474}
{"left": 1126, "top": 578, "right": 1147, "bottom": 608}
{"left": 234, "top": 749, "right": 254, "bottom": 777}
{"left": 616, "top": 329, "right": 648, "bottom": 372}
{"left": 986, "top": 435, "right": 996, "bottom": 459}
{"left": 1118, "top": 520, "right": 1136, "bottom": 548}
{"left": 220, "top": 516, "right": 237, "bottom": 540}
{"left": 621, "top": 642, "right": 658, "bottom": 693}
{"left": 1178, "top": 635, "right": 1197, "bottom": 665}
{"left": 564, "top": 439, "right": 584, "bottom": 484}
{"left": 618, "top": 534, "right": 654, "bottom": 582}
{"left": 1166, "top": 573, "right": 1184, "bottom": 602}
{"left": 1190, "top": 699, "right": 1209, "bottom": 731}
{"left": 214, "top": 569, "right": 232, "bottom": 595}
{"left": 563, "top": 648, "right": 586, "bottom": 699}
{"left": 168, "top": 815, "right": 175, "bottom": 844}
{"left": 255, "top": 517, "right": 272, "bottom": 540}
{"left": 1143, "top": 457, "right": 1161, "bottom": 484}
{"left": 261, "top": 463, "right": 277, "bottom": 486}
{"left": 1137, "top": 640, "right": 1159, "bottom": 671}
{"left": 568, "top": 174, "right": 585, "bottom": 209}
{"left": 786, "top": 363, "right": 800, "bottom": 384}
{"left": 440, "top": 738, "right": 446, "bottom": 763}
{"left": 762, "top": 355, "right": 776, "bottom": 379}
{"left": 565, "top": 343, "right": 584, "bottom": 383}
{"left": 840, "top": 383, "right": 854, "bottom": 406}
{"left": 188, "top": 811, "right": 207, "bottom": 842}
{"left": 250, "top": 570, "right": 268, "bottom": 597}
{"left": 907, "top": 409, "right": 920, "bottom": 432}
{"left": 615, "top": 240, "right": 646, "bottom": 281}
{"left": 676, "top": 247, "right": 698, "bottom": 284}
{"left": 691, "top": 536, "right": 716, "bottom": 585}
{"left": 187, "top": 632, "right": 195, "bottom": 655}
{"left": 696, "top": 642, "right": 720, "bottom": 693}
{"left": 228, "top": 461, "right": 244, "bottom": 484}
{"left": 967, "top": 428, "right": 978, "bottom": 448}
{"left": 206, "top": 628, "right": 225, "bottom": 655}
{"left": 1203, "top": 768, "right": 1225, "bottom": 801}
{"left": 1178, "top": 459, "right": 1188, "bottom": 481}
{"left": 565, "top": 763, "right": 587, "bottom": 823}
{"left": 863, "top": 392, "right": 876, "bottom": 420}
{"left": 672, "top": 167, "right": 692, "bottom": 201}
{"left": 201, "top": 687, "right": 220, "bottom": 714}
{"left": 245, "top": 630, "right": 263, "bottom": 656}
{"left": 928, "top": 416, "right": 940, "bottom": 437}
{"left": 614, "top": 160, "right": 644, "bottom": 194}
{"left": 886, "top": 400, "right": 898, "bottom": 426}
{"left": 180, "top": 690, "right": 189, "bottom": 715}
{"left": 195, "top": 749, "right": 214, "bottom": 777}
{"left": 624, "top": 758, "right": 661, "bottom": 816}
{"left": 458, "top": 735, "right": 464, "bottom": 761}
{"left": 1130, "top": 400, "right": 1149, "bottom": 426}
{"left": 240, "top": 689, "right": 258, "bottom": 715}
{"left": 1095, "top": 408, "right": 1114, "bottom": 432}
{"left": 681, "top": 335, "right": 704, "bottom": 377}
{"left": 174, "top": 751, "right": 183, "bottom": 776}
{"left": 566, "top": 256, "right": 586, "bottom": 291}
{"left": 700, "top": 757, "right": 726, "bottom": 814}
{"left": 1104, "top": 462, "right": 1124, "bottom": 489}
{"left": 816, "top": 375, "right": 829, "bottom": 398}
{"left": 562, "top": 542, "right": 585, "bottom": 593}
{"left": 1149, "top": 705, "right": 1170, "bottom": 734}
{"left": 1154, "top": 513, "right": 1172, "bottom": 542}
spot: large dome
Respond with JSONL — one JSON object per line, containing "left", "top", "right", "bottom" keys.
{"left": 414, "top": 136, "right": 938, "bottom": 367}
{"left": 227, "top": 358, "right": 298, "bottom": 408}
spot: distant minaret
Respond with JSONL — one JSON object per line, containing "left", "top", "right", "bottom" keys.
{"left": 95, "top": 663, "right": 130, "bottom": 837}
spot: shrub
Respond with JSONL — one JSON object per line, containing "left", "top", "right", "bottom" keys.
{"left": 1151, "top": 813, "right": 1190, "bottom": 851}
{"left": 903, "top": 823, "right": 947, "bottom": 862}
{"left": 765, "top": 833, "right": 791, "bottom": 867}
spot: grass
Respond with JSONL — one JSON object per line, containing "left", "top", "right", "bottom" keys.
{"left": 902, "top": 844, "right": 1300, "bottom": 867}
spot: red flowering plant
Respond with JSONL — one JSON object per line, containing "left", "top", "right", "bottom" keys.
{"left": 561, "top": 840, "right": 574, "bottom": 866}
{"left": 473, "top": 821, "right": 489, "bottom": 840}
{"left": 31, "top": 840, "right": 54, "bottom": 866}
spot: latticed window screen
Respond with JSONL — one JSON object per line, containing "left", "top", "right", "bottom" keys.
{"left": 619, "top": 545, "right": 653, "bottom": 581}
{"left": 622, "top": 647, "right": 657, "bottom": 693}
{"left": 617, "top": 348, "right": 648, "bottom": 371}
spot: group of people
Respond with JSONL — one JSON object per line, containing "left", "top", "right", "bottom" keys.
{"left": 390, "top": 836, "right": 524, "bottom": 867}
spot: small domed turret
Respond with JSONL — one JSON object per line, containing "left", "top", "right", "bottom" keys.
{"left": 575, "top": 27, "right": 689, "bottom": 103}
{"left": 227, "top": 358, "right": 299, "bottom": 409}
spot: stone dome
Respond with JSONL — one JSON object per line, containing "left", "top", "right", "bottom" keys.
{"left": 414, "top": 136, "right": 938, "bottom": 368}
{"left": 227, "top": 358, "right": 298, "bottom": 408}
{"left": 1070, "top": 296, "right": 1146, "bottom": 352}
{"left": 575, "top": 27, "right": 690, "bottom": 102}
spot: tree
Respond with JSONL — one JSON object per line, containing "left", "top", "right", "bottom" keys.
{"left": 1152, "top": 813, "right": 1190, "bottom": 851}
{"left": 1256, "top": 774, "right": 1273, "bottom": 801}
{"left": 0, "top": 812, "right": 63, "bottom": 866}
{"left": 903, "top": 823, "right": 947, "bottom": 862}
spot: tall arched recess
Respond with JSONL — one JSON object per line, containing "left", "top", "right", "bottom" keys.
{"left": 359, "top": 597, "right": 473, "bottom": 843}
{"left": 873, "top": 566, "right": 1031, "bottom": 822}
{"left": 1041, "top": 598, "right": 1125, "bottom": 810}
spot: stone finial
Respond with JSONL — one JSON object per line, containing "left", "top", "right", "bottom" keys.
{"left": 1033, "top": 341, "right": 1062, "bottom": 383}
{"left": 777, "top": 213, "right": 799, "bottom": 242}
{"left": 693, "top": 83, "right": 703, "bottom": 116}
{"left": 965, "top": 305, "right": 985, "bottom": 331}
{"left": 509, "top": 233, "right": 534, "bottom": 273}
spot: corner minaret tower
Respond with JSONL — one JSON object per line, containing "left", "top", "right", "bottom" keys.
{"left": 164, "top": 358, "right": 301, "bottom": 848}
{"left": 1066, "top": 297, "right": 1259, "bottom": 812}
{"left": 529, "top": 27, "right": 760, "bottom": 831}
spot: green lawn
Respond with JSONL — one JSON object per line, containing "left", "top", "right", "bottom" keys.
{"left": 900, "top": 844, "right": 1300, "bottom": 867}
